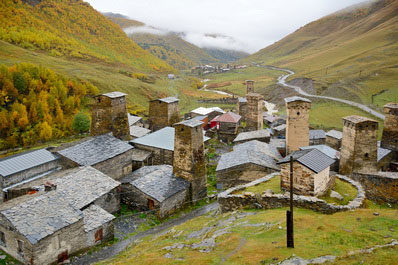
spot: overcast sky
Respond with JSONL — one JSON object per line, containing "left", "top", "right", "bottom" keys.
{"left": 85, "top": 0, "right": 366, "bottom": 53}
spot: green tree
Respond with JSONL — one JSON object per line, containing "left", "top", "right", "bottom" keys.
{"left": 72, "top": 112, "right": 90, "bottom": 134}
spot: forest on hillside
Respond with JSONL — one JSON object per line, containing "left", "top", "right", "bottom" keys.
{"left": 0, "top": 63, "right": 98, "bottom": 150}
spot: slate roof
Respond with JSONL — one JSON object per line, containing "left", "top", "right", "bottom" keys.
{"left": 191, "top": 107, "right": 225, "bottom": 115}
{"left": 217, "top": 140, "right": 281, "bottom": 172}
{"left": 212, "top": 112, "right": 241, "bottom": 123}
{"left": 131, "top": 127, "right": 209, "bottom": 151}
{"left": 57, "top": 134, "right": 133, "bottom": 166}
{"left": 264, "top": 115, "right": 276, "bottom": 123}
{"left": 300, "top": 145, "right": 339, "bottom": 159}
{"left": 270, "top": 138, "right": 286, "bottom": 149}
{"left": 326, "top": 130, "right": 342, "bottom": 140}
{"left": 0, "top": 148, "right": 59, "bottom": 177}
{"left": 0, "top": 192, "right": 83, "bottom": 244}
{"left": 343, "top": 115, "right": 377, "bottom": 124}
{"left": 384, "top": 103, "right": 398, "bottom": 109}
{"left": 309, "top": 129, "right": 326, "bottom": 140}
{"left": 238, "top": 97, "right": 247, "bottom": 103}
{"left": 233, "top": 130, "right": 271, "bottom": 143}
{"left": 130, "top": 126, "right": 151, "bottom": 138}
{"left": 284, "top": 96, "right": 311, "bottom": 103}
{"left": 124, "top": 165, "right": 190, "bottom": 203}
{"left": 51, "top": 166, "right": 120, "bottom": 210}
{"left": 128, "top": 114, "right": 142, "bottom": 126}
{"left": 83, "top": 205, "right": 115, "bottom": 232}
{"left": 273, "top": 124, "right": 286, "bottom": 131}
{"left": 277, "top": 149, "right": 335, "bottom": 173}
{"left": 153, "top": 97, "right": 179, "bottom": 104}
{"left": 102, "top": 92, "right": 127, "bottom": 98}
{"left": 131, "top": 149, "right": 152, "bottom": 162}
{"left": 176, "top": 119, "right": 204, "bottom": 128}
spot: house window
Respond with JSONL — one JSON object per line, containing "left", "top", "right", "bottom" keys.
{"left": 95, "top": 228, "right": 103, "bottom": 242}
{"left": 17, "top": 240, "right": 23, "bottom": 255}
{"left": 0, "top": 231, "right": 5, "bottom": 246}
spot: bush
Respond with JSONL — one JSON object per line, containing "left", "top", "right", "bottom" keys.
{"left": 72, "top": 112, "right": 90, "bottom": 134}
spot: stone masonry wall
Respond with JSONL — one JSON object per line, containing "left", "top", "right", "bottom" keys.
{"left": 218, "top": 173, "right": 365, "bottom": 214}
{"left": 246, "top": 93, "right": 263, "bottom": 131}
{"left": 381, "top": 104, "right": 398, "bottom": 151}
{"left": 133, "top": 143, "right": 174, "bottom": 165}
{"left": 93, "top": 149, "right": 134, "bottom": 180}
{"left": 326, "top": 136, "right": 341, "bottom": 150}
{"left": 351, "top": 172, "right": 398, "bottom": 204}
{"left": 286, "top": 101, "right": 311, "bottom": 154}
{"left": 148, "top": 101, "right": 179, "bottom": 131}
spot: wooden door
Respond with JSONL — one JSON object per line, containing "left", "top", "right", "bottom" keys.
{"left": 148, "top": 199, "right": 155, "bottom": 210}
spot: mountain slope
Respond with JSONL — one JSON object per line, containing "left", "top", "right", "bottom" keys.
{"left": 244, "top": 0, "right": 398, "bottom": 108}
{"left": 0, "top": 0, "right": 174, "bottom": 73}
{"left": 204, "top": 48, "right": 249, "bottom": 63}
{"left": 106, "top": 14, "right": 219, "bottom": 68}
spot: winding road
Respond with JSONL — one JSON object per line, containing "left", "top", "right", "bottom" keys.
{"left": 262, "top": 65, "right": 385, "bottom": 120}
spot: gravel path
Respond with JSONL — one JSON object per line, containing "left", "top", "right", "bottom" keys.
{"left": 70, "top": 202, "right": 219, "bottom": 265}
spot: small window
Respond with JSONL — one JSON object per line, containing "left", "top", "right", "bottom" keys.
{"left": 0, "top": 231, "right": 5, "bottom": 246}
{"left": 181, "top": 127, "right": 184, "bottom": 132}
{"left": 364, "top": 153, "right": 369, "bottom": 158}
{"left": 297, "top": 112, "right": 300, "bottom": 115}
{"left": 17, "top": 240, "right": 23, "bottom": 255}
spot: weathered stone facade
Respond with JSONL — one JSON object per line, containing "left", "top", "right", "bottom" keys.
{"left": 285, "top": 97, "right": 311, "bottom": 154}
{"left": 351, "top": 172, "right": 398, "bottom": 204}
{"left": 148, "top": 97, "right": 179, "bottom": 131}
{"left": 237, "top": 98, "right": 248, "bottom": 121}
{"left": 217, "top": 163, "right": 277, "bottom": 189}
{"left": 339, "top": 116, "right": 378, "bottom": 175}
{"left": 280, "top": 162, "right": 333, "bottom": 197}
{"left": 326, "top": 136, "right": 341, "bottom": 150}
{"left": 173, "top": 120, "right": 207, "bottom": 201}
{"left": 381, "top": 103, "right": 398, "bottom": 151}
{"left": 218, "top": 173, "right": 365, "bottom": 214}
{"left": 246, "top": 80, "right": 255, "bottom": 93}
{"left": 245, "top": 93, "right": 264, "bottom": 131}
{"left": 91, "top": 92, "right": 130, "bottom": 140}
{"left": 132, "top": 143, "right": 174, "bottom": 165}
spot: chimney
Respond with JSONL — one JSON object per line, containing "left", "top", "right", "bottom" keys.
{"left": 44, "top": 182, "right": 57, "bottom": 192}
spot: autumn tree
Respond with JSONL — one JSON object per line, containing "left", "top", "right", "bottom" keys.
{"left": 72, "top": 112, "right": 90, "bottom": 134}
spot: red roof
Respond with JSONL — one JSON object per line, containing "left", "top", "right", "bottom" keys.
{"left": 211, "top": 112, "right": 241, "bottom": 123}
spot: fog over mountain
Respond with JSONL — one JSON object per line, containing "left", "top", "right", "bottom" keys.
{"left": 87, "top": 0, "right": 366, "bottom": 53}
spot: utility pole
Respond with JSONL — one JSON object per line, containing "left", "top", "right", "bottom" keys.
{"left": 287, "top": 156, "right": 294, "bottom": 248}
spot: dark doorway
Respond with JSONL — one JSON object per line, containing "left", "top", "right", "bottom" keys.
{"left": 57, "top": 251, "right": 69, "bottom": 263}
{"left": 148, "top": 199, "right": 155, "bottom": 210}
{"left": 95, "top": 228, "right": 103, "bottom": 242}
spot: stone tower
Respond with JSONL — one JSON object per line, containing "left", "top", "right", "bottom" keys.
{"left": 246, "top": 80, "right": 255, "bottom": 93}
{"left": 381, "top": 103, "right": 398, "bottom": 151}
{"left": 339, "top": 115, "right": 378, "bottom": 175}
{"left": 91, "top": 92, "right": 129, "bottom": 140}
{"left": 246, "top": 93, "right": 264, "bottom": 131}
{"left": 173, "top": 119, "right": 207, "bottom": 201}
{"left": 285, "top": 96, "right": 311, "bottom": 154}
{"left": 149, "top": 97, "right": 179, "bottom": 131}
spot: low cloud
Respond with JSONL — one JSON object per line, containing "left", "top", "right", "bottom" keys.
{"left": 124, "top": 26, "right": 169, "bottom": 36}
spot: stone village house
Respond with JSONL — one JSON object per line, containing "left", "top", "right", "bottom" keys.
{"left": 278, "top": 148, "right": 335, "bottom": 196}
{"left": 0, "top": 166, "right": 120, "bottom": 264}
{"left": 148, "top": 97, "right": 179, "bottom": 131}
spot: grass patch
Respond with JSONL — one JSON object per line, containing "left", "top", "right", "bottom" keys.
{"left": 234, "top": 175, "right": 282, "bottom": 195}
{"left": 319, "top": 178, "right": 358, "bottom": 206}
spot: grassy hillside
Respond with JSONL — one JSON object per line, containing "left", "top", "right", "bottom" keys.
{"left": 0, "top": 0, "right": 174, "bottom": 73}
{"left": 106, "top": 14, "right": 219, "bottom": 69}
{"left": 243, "top": 0, "right": 398, "bottom": 109}
{"left": 204, "top": 48, "right": 249, "bottom": 63}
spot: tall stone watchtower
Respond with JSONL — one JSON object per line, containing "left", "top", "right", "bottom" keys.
{"left": 91, "top": 92, "right": 129, "bottom": 140}
{"left": 339, "top": 115, "right": 378, "bottom": 175}
{"left": 246, "top": 93, "right": 264, "bottom": 131}
{"left": 381, "top": 103, "right": 398, "bottom": 151}
{"left": 149, "top": 97, "right": 179, "bottom": 131}
{"left": 285, "top": 96, "right": 311, "bottom": 154}
{"left": 173, "top": 119, "right": 207, "bottom": 201}
{"left": 246, "top": 80, "right": 255, "bottom": 93}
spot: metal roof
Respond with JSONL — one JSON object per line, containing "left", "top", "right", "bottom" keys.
{"left": 131, "top": 127, "right": 209, "bottom": 151}
{"left": 191, "top": 107, "right": 225, "bottom": 115}
{"left": 0, "top": 149, "right": 59, "bottom": 177}
{"left": 325, "top": 130, "right": 342, "bottom": 140}
{"left": 284, "top": 96, "right": 311, "bottom": 103}
{"left": 378, "top": 141, "right": 392, "bottom": 162}
{"left": 233, "top": 130, "right": 271, "bottom": 143}
{"left": 57, "top": 133, "right": 133, "bottom": 166}
{"left": 126, "top": 165, "right": 190, "bottom": 203}
{"left": 278, "top": 149, "right": 335, "bottom": 173}
{"left": 309, "top": 129, "right": 326, "bottom": 140}
{"left": 273, "top": 124, "right": 286, "bottom": 131}
{"left": 102, "top": 91, "right": 127, "bottom": 98}
{"left": 300, "top": 145, "right": 339, "bottom": 159}
{"left": 212, "top": 112, "right": 241, "bottom": 123}
{"left": 238, "top": 97, "right": 247, "bottom": 103}
{"left": 130, "top": 126, "right": 151, "bottom": 138}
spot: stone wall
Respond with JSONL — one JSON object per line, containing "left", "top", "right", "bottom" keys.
{"left": 93, "top": 187, "right": 121, "bottom": 214}
{"left": 217, "top": 164, "right": 278, "bottom": 189}
{"left": 133, "top": 144, "right": 173, "bottom": 165}
{"left": 149, "top": 101, "right": 179, "bottom": 131}
{"left": 3, "top": 160, "right": 60, "bottom": 188}
{"left": 238, "top": 101, "right": 248, "bottom": 121}
{"left": 326, "top": 136, "right": 341, "bottom": 150}
{"left": 218, "top": 173, "right": 365, "bottom": 214}
{"left": 93, "top": 149, "right": 134, "bottom": 181}
{"left": 86, "top": 221, "right": 114, "bottom": 247}
{"left": 246, "top": 93, "right": 264, "bottom": 131}
{"left": 381, "top": 103, "right": 398, "bottom": 151}
{"left": 351, "top": 172, "right": 398, "bottom": 204}
{"left": 339, "top": 119, "right": 378, "bottom": 175}
{"left": 286, "top": 101, "right": 311, "bottom": 153}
